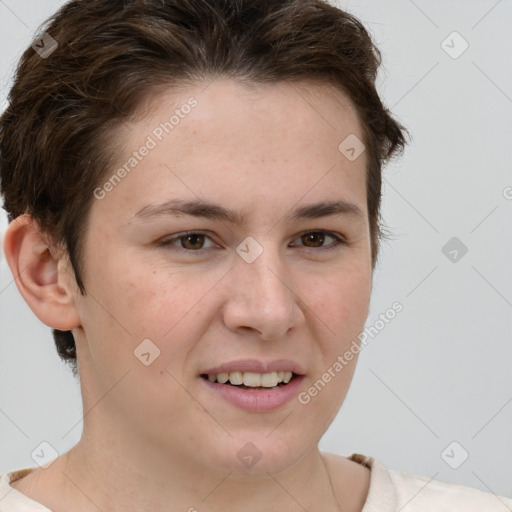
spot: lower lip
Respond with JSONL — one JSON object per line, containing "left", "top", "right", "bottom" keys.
{"left": 200, "top": 375, "right": 305, "bottom": 412}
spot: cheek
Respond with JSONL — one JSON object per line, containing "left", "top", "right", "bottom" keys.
{"left": 115, "top": 275, "right": 193, "bottom": 338}
{"left": 310, "top": 268, "right": 371, "bottom": 336}
{"left": 98, "top": 264, "right": 219, "bottom": 363}
{"left": 298, "top": 273, "right": 369, "bottom": 422}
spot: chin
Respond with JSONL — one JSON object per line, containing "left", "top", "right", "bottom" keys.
{"left": 202, "top": 431, "right": 310, "bottom": 478}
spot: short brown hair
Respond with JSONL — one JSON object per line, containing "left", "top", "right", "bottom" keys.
{"left": 0, "top": 0, "right": 408, "bottom": 378}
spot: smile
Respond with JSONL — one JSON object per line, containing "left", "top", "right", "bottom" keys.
{"left": 201, "top": 371, "right": 295, "bottom": 388}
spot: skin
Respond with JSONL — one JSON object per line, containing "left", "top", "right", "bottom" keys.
{"left": 4, "top": 78, "right": 373, "bottom": 512}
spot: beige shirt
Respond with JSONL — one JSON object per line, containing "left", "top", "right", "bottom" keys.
{"left": 1, "top": 453, "right": 511, "bottom": 511}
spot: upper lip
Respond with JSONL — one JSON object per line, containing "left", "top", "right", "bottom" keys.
{"left": 201, "top": 359, "right": 306, "bottom": 376}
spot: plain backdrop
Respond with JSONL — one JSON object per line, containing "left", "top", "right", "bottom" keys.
{"left": 1, "top": 0, "right": 511, "bottom": 499}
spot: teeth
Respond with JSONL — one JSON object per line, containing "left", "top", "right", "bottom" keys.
{"left": 229, "top": 371, "right": 243, "bottom": 385}
{"left": 243, "top": 372, "right": 261, "bottom": 387}
{"left": 206, "top": 371, "right": 294, "bottom": 387}
{"left": 261, "top": 372, "right": 278, "bottom": 387}
{"left": 217, "top": 372, "right": 229, "bottom": 384}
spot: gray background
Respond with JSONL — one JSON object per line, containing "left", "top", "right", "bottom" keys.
{"left": 1, "top": 0, "right": 511, "bottom": 499}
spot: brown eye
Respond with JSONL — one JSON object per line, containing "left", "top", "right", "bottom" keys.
{"left": 159, "top": 231, "right": 217, "bottom": 252}
{"left": 290, "top": 230, "right": 345, "bottom": 251}
{"left": 181, "top": 233, "right": 205, "bottom": 250}
{"left": 301, "top": 231, "right": 325, "bottom": 248}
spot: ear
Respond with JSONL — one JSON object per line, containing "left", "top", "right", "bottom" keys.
{"left": 3, "top": 214, "right": 82, "bottom": 330}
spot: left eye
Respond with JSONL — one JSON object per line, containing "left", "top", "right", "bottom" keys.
{"left": 159, "top": 230, "right": 346, "bottom": 252}
{"left": 291, "top": 230, "right": 346, "bottom": 250}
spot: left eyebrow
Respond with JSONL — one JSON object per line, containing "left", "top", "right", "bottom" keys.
{"left": 134, "top": 198, "right": 365, "bottom": 225}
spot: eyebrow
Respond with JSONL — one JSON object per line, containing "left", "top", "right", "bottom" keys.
{"left": 134, "top": 198, "right": 365, "bottom": 224}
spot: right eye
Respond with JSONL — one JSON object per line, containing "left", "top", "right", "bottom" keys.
{"left": 158, "top": 231, "right": 219, "bottom": 253}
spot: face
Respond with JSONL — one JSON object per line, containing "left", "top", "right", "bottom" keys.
{"left": 72, "top": 78, "right": 373, "bottom": 477}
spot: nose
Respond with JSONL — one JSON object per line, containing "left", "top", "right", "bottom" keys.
{"left": 221, "top": 242, "right": 305, "bottom": 341}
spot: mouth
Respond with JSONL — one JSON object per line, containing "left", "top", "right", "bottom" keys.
{"left": 200, "top": 366, "right": 305, "bottom": 412}
{"left": 200, "top": 371, "right": 298, "bottom": 390}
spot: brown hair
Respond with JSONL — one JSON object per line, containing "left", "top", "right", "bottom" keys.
{"left": 0, "top": 0, "right": 408, "bottom": 378}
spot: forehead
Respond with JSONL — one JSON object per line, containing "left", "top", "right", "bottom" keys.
{"left": 138, "top": 77, "right": 360, "bottom": 129}
{"left": 92, "top": 78, "right": 368, "bottom": 227}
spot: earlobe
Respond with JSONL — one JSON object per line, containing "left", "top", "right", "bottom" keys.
{"left": 3, "top": 214, "right": 82, "bottom": 331}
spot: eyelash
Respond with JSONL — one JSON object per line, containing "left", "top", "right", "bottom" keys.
{"left": 158, "top": 230, "right": 347, "bottom": 254}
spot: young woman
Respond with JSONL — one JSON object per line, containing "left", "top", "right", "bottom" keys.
{"left": 1, "top": 1, "right": 511, "bottom": 511}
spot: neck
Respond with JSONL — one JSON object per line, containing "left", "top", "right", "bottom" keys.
{"left": 16, "top": 424, "right": 344, "bottom": 512}
{"left": 52, "top": 435, "right": 342, "bottom": 512}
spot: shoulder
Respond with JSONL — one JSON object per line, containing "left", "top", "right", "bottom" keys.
{"left": 348, "top": 453, "right": 512, "bottom": 512}
{"left": 389, "top": 466, "right": 512, "bottom": 511}
{"left": 0, "top": 467, "right": 52, "bottom": 512}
